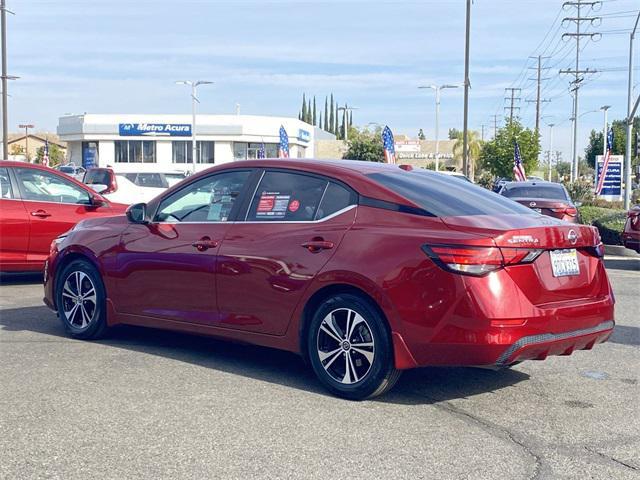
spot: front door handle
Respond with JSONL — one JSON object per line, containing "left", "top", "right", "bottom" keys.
{"left": 30, "top": 210, "right": 52, "bottom": 218}
{"left": 191, "top": 237, "right": 219, "bottom": 252}
{"left": 301, "top": 240, "right": 335, "bottom": 253}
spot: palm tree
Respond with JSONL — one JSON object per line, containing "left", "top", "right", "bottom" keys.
{"left": 452, "top": 130, "right": 482, "bottom": 180}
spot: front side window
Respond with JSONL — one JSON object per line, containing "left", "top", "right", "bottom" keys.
{"left": 15, "top": 168, "right": 91, "bottom": 204}
{"left": 246, "top": 171, "right": 328, "bottom": 221}
{"left": 368, "top": 170, "right": 534, "bottom": 217}
{"left": 155, "top": 170, "right": 250, "bottom": 223}
{"left": 115, "top": 140, "right": 156, "bottom": 163}
{"left": 0, "top": 167, "right": 14, "bottom": 199}
{"left": 172, "top": 141, "right": 215, "bottom": 164}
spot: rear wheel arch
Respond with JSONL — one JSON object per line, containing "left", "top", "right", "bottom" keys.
{"left": 299, "top": 284, "right": 392, "bottom": 363}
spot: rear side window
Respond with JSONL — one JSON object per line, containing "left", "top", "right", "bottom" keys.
{"left": 502, "top": 185, "right": 569, "bottom": 200}
{"left": 317, "top": 182, "right": 356, "bottom": 219}
{"left": 247, "top": 171, "right": 328, "bottom": 221}
{"left": 367, "top": 171, "right": 534, "bottom": 217}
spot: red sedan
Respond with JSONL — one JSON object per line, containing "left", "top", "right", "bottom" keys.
{"left": 0, "top": 161, "right": 127, "bottom": 272}
{"left": 43, "top": 159, "right": 614, "bottom": 399}
{"left": 622, "top": 205, "right": 640, "bottom": 253}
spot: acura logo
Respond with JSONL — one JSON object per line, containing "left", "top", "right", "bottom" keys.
{"left": 567, "top": 229, "right": 578, "bottom": 245}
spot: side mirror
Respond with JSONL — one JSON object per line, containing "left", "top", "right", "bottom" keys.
{"left": 126, "top": 202, "right": 148, "bottom": 224}
{"left": 89, "top": 193, "right": 108, "bottom": 208}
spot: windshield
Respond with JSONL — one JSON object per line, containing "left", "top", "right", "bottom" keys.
{"left": 502, "top": 185, "right": 569, "bottom": 200}
{"left": 367, "top": 171, "right": 535, "bottom": 217}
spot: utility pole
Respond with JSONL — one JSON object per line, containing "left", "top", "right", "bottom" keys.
{"left": 490, "top": 114, "right": 500, "bottom": 138}
{"left": 547, "top": 123, "right": 555, "bottom": 181}
{"left": 560, "top": 0, "right": 600, "bottom": 181}
{"left": 623, "top": 11, "right": 639, "bottom": 210}
{"left": 504, "top": 88, "right": 522, "bottom": 123}
{"left": 526, "top": 55, "right": 551, "bottom": 133}
{"left": 18, "top": 123, "right": 33, "bottom": 161}
{"left": 462, "top": 0, "right": 471, "bottom": 179}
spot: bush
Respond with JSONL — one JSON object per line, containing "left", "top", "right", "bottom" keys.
{"left": 564, "top": 181, "right": 594, "bottom": 204}
{"left": 578, "top": 206, "right": 627, "bottom": 245}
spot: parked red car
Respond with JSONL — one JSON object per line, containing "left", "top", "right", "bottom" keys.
{"left": 499, "top": 181, "right": 580, "bottom": 223}
{"left": 43, "top": 159, "right": 614, "bottom": 399}
{"left": 0, "top": 161, "right": 127, "bottom": 272}
{"left": 622, "top": 205, "right": 640, "bottom": 253}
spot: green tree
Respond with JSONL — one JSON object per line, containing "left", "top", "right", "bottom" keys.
{"left": 318, "top": 112, "right": 322, "bottom": 129}
{"left": 556, "top": 161, "right": 571, "bottom": 180}
{"left": 312, "top": 96, "right": 317, "bottom": 126}
{"left": 301, "top": 93, "right": 307, "bottom": 123}
{"left": 36, "top": 143, "right": 64, "bottom": 166}
{"left": 418, "top": 129, "right": 426, "bottom": 140}
{"left": 329, "top": 94, "right": 334, "bottom": 133}
{"left": 307, "top": 99, "right": 312, "bottom": 123}
{"left": 343, "top": 127, "right": 384, "bottom": 162}
{"left": 448, "top": 128, "right": 461, "bottom": 140}
{"left": 479, "top": 120, "right": 540, "bottom": 179}
{"left": 324, "top": 97, "right": 329, "bottom": 131}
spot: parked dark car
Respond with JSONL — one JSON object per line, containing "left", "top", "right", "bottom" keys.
{"left": 622, "top": 205, "right": 640, "bottom": 253}
{"left": 43, "top": 159, "right": 613, "bottom": 400}
{"left": 499, "top": 181, "right": 580, "bottom": 223}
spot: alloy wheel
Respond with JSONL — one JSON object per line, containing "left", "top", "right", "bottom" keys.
{"left": 61, "top": 271, "right": 97, "bottom": 329}
{"left": 316, "top": 308, "right": 375, "bottom": 384}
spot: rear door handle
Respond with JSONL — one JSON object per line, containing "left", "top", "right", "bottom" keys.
{"left": 191, "top": 237, "right": 219, "bottom": 251}
{"left": 301, "top": 240, "right": 335, "bottom": 253}
{"left": 30, "top": 210, "right": 51, "bottom": 218}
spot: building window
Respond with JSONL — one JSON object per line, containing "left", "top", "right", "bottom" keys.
{"left": 172, "top": 141, "right": 215, "bottom": 164}
{"left": 114, "top": 140, "right": 156, "bottom": 163}
{"left": 233, "top": 142, "right": 278, "bottom": 160}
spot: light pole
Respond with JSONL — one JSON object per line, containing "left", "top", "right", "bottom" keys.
{"left": 18, "top": 123, "right": 33, "bottom": 161}
{"left": 418, "top": 84, "right": 459, "bottom": 171}
{"left": 176, "top": 80, "right": 213, "bottom": 173}
{"left": 623, "top": 11, "right": 640, "bottom": 210}
{"left": 600, "top": 105, "right": 610, "bottom": 157}
{"left": 337, "top": 105, "right": 358, "bottom": 142}
{"left": 1, "top": 0, "right": 18, "bottom": 160}
{"left": 462, "top": 0, "right": 472, "bottom": 179}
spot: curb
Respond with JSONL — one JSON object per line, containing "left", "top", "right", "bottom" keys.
{"left": 604, "top": 244, "right": 640, "bottom": 258}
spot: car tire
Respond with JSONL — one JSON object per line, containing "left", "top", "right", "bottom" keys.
{"left": 307, "top": 293, "right": 401, "bottom": 400}
{"left": 56, "top": 259, "right": 108, "bottom": 340}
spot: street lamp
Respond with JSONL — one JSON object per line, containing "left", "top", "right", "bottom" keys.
{"left": 176, "top": 80, "right": 213, "bottom": 173}
{"left": 418, "top": 84, "right": 459, "bottom": 171}
{"left": 337, "top": 105, "right": 358, "bottom": 142}
{"left": 547, "top": 123, "right": 555, "bottom": 181}
{"left": 600, "top": 105, "right": 611, "bottom": 157}
{"left": 18, "top": 123, "right": 34, "bottom": 162}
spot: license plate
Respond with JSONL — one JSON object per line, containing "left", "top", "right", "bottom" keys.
{"left": 550, "top": 249, "right": 580, "bottom": 277}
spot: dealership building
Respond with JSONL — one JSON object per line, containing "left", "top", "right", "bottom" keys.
{"left": 56, "top": 114, "right": 327, "bottom": 172}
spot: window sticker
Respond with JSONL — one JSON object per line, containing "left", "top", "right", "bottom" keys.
{"left": 256, "top": 192, "right": 290, "bottom": 218}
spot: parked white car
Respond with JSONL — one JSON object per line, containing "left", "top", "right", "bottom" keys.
{"left": 83, "top": 168, "right": 188, "bottom": 204}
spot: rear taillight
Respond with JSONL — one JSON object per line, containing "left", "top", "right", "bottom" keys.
{"left": 422, "top": 245, "right": 543, "bottom": 276}
{"left": 629, "top": 211, "right": 640, "bottom": 230}
{"left": 551, "top": 207, "right": 577, "bottom": 216}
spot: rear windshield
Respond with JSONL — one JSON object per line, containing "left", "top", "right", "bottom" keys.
{"left": 85, "top": 169, "right": 111, "bottom": 186}
{"left": 367, "top": 171, "right": 534, "bottom": 217}
{"left": 59, "top": 166, "right": 74, "bottom": 173}
{"left": 502, "top": 184, "right": 569, "bottom": 200}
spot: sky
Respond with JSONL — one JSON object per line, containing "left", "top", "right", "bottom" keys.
{"left": 5, "top": 0, "right": 640, "bottom": 162}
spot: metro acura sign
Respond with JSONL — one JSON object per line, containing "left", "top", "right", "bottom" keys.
{"left": 118, "top": 123, "right": 192, "bottom": 137}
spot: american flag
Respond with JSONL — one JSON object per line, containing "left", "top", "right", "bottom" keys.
{"left": 42, "top": 139, "right": 50, "bottom": 167}
{"left": 257, "top": 142, "right": 266, "bottom": 159}
{"left": 278, "top": 125, "right": 289, "bottom": 158}
{"left": 381, "top": 125, "right": 396, "bottom": 164}
{"left": 513, "top": 141, "right": 526, "bottom": 182}
{"left": 595, "top": 127, "right": 613, "bottom": 195}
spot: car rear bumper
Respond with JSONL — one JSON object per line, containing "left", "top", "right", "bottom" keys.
{"left": 622, "top": 234, "right": 640, "bottom": 253}
{"left": 494, "top": 320, "right": 613, "bottom": 367}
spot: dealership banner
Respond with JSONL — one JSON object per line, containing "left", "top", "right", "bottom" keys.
{"left": 595, "top": 154, "right": 622, "bottom": 201}
{"left": 118, "top": 123, "right": 192, "bottom": 136}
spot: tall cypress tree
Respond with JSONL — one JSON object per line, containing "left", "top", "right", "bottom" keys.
{"left": 318, "top": 112, "right": 322, "bottom": 129}
{"left": 307, "top": 99, "right": 312, "bottom": 124}
{"left": 329, "top": 94, "right": 334, "bottom": 133}
{"left": 301, "top": 93, "right": 307, "bottom": 124}
{"left": 324, "top": 97, "right": 329, "bottom": 131}
{"left": 335, "top": 104, "right": 340, "bottom": 137}
{"left": 312, "top": 96, "right": 317, "bottom": 126}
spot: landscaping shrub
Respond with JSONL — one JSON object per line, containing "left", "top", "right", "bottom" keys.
{"left": 578, "top": 206, "right": 627, "bottom": 245}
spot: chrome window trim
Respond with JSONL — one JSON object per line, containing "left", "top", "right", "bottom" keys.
{"left": 152, "top": 204, "right": 356, "bottom": 226}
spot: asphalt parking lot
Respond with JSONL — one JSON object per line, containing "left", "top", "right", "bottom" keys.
{"left": 0, "top": 257, "right": 638, "bottom": 480}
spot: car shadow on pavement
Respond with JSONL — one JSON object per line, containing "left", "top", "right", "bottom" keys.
{"left": 604, "top": 258, "right": 640, "bottom": 272}
{"left": 0, "top": 273, "right": 43, "bottom": 285}
{"left": 0, "top": 304, "right": 529, "bottom": 403}
{"left": 608, "top": 325, "right": 640, "bottom": 347}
